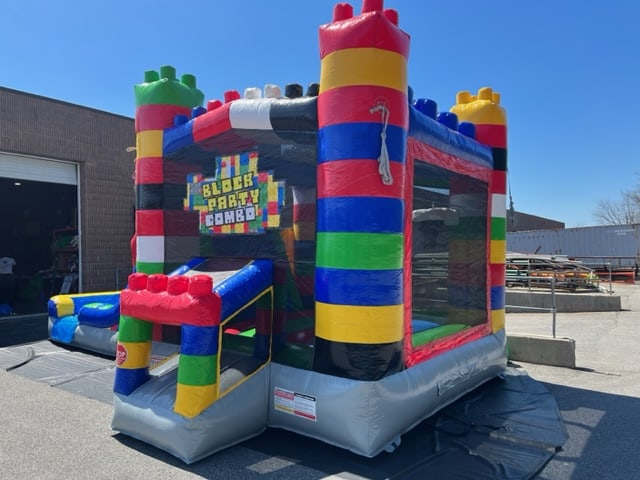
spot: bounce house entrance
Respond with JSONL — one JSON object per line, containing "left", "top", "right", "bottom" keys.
{"left": 113, "top": 257, "right": 275, "bottom": 415}
{"left": 148, "top": 264, "right": 273, "bottom": 400}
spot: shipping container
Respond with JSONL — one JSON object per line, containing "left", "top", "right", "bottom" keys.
{"left": 507, "top": 224, "right": 640, "bottom": 269}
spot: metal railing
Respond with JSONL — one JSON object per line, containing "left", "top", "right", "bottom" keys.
{"left": 506, "top": 258, "right": 601, "bottom": 292}
{"left": 576, "top": 260, "right": 634, "bottom": 292}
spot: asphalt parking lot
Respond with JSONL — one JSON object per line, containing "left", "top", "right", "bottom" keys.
{"left": 506, "top": 282, "right": 640, "bottom": 479}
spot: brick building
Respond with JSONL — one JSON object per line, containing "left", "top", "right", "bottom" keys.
{"left": 507, "top": 210, "right": 565, "bottom": 232}
{"left": 0, "top": 87, "right": 135, "bottom": 314}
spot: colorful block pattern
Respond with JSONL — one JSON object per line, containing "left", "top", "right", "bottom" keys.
{"left": 114, "top": 271, "right": 224, "bottom": 417}
{"left": 313, "top": 5, "right": 408, "bottom": 381}
{"left": 451, "top": 88, "right": 508, "bottom": 333}
{"left": 133, "top": 66, "right": 204, "bottom": 275}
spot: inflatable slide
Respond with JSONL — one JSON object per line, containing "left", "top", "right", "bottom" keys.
{"left": 48, "top": 291, "right": 120, "bottom": 357}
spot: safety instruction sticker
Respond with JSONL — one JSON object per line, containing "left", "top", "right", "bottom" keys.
{"left": 274, "top": 387, "right": 317, "bottom": 421}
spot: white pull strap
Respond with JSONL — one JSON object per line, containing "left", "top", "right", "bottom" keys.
{"left": 369, "top": 103, "right": 393, "bottom": 185}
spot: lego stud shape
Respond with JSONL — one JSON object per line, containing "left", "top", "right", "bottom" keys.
{"left": 159, "top": 65, "right": 176, "bottom": 80}
{"left": 333, "top": 3, "right": 353, "bottom": 21}
{"left": 224, "top": 90, "right": 241, "bottom": 103}
{"left": 207, "top": 99, "right": 223, "bottom": 111}
{"left": 144, "top": 70, "right": 160, "bottom": 83}
{"left": 188, "top": 275, "right": 213, "bottom": 296}
{"left": 244, "top": 87, "right": 262, "bottom": 99}
{"left": 285, "top": 83, "right": 303, "bottom": 98}
{"left": 128, "top": 273, "right": 148, "bottom": 291}
{"left": 264, "top": 84, "right": 282, "bottom": 98}
{"left": 147, "top": 274, "right": 168, "bottom": 293}
{"left": 362, "top": 0, "right": 383, "bottom": 13}
{"left": 167, "top": 276, "right": 189, "bottom": 295}
{"left": 384, "top": 8, "right": 398, "bottom": 25}
{"left": 181, "top": 74, "right": 196, "bottom": 89}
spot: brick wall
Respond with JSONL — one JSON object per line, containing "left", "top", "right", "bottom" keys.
{"left": 0, "top": 87, "right": 135, "bottom": 292}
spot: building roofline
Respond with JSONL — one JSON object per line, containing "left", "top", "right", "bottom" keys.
{"left": 0, "top": 85, "right": 133, "bottom": 121}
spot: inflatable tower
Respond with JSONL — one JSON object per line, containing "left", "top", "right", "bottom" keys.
{"left": 313, "top": 0, "right": 408, "bottom": 380}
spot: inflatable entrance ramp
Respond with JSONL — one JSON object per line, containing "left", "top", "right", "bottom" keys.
{"left": 112, "top": 258, "right": 275, "bottom": 461}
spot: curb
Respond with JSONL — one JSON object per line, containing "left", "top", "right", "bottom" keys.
{"left": 507, "top": 334, "right": 576, "bottom": 368}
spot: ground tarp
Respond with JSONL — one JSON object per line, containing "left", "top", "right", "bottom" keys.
{"left": 0, "top": 340, "right": 567, "bottom": 479}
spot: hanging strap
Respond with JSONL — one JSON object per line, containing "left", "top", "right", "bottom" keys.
{"left": 370, "top": 103, "right": 393, "bottom": 185}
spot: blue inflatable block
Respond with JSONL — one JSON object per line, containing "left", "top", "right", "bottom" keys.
{"left": 78, "top": 302, "right": 120, "bottom": 328}
{"left": 50, "top": 315, "right": 79, "bottom": 343}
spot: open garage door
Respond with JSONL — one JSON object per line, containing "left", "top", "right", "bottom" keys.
{"left": 0, "top": 152, "right": 79, "bottom": 315}
{"left": 0, "top": 152, "right": 77, "bottom": 185}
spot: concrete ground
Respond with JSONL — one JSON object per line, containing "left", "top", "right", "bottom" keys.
{"left": 506, "top": 282, "right": 640, "bottom": 479}
{"left": 1, "top": 284, "right": 638, "bottom": 479}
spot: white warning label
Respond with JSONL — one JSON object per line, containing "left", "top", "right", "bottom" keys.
{"left": 274, "top": 387, "right": 317, "bottom": 421}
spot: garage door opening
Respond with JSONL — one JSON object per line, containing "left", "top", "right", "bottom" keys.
{"left": 0, "top": 177, "right": 78, "bottom": 315}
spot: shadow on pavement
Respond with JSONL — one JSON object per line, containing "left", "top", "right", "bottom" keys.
{"left": 0, "top": 313, "right": 48, "bottom": 347}
{"left": 534, "top": 381, "right": 640, "bottom": 480}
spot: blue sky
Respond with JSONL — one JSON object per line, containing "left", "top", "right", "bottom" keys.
{"left": 2, "top": 0, "right": 639, "bottom": 228}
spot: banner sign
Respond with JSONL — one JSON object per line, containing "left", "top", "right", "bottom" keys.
{"left": 185, "top": 152, "right": 285, "bottom": 234}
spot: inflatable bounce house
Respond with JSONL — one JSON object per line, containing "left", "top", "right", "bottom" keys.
{"left": 59, "top": 0, "right": 509, "bottom": 464}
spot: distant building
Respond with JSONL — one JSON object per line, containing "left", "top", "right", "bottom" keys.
{"left": 507, "top": 210, "right": 564, "bottom": 232}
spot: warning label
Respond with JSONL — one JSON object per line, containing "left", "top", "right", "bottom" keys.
{"left": 274, "top": 387, "right": 317, "bottom": 421}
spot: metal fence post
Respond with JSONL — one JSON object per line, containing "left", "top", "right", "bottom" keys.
{"left": 551, "top": 275, "right": 557, "bottom": 338}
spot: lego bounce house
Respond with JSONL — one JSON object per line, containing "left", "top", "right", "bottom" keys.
{"left": 111, "top": 0, "right": 509, "bottom": 464}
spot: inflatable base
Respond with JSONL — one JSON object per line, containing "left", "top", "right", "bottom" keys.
{"left": 112, "top": 365, "right": 270, "bottom": 464}
{"left": 112, "top": 330, "right": 506, "bottom": 464}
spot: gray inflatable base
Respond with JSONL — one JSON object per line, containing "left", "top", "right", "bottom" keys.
{"left": 112, "top": 330, "right": 506, "bottom": 464}
{"left": 112, "top": 365, "right": 271, "bottom": 464}
{"left": 269, "top": 329, "right": 507, "bottom": 457}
